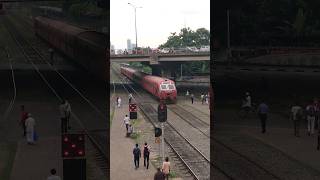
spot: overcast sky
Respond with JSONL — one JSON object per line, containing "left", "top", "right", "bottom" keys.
{"left": 110, "top": 0, "right": 210, "bottom": 50}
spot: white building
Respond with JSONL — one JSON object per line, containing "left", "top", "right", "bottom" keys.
{"left": 127, "top": 39, "right": 132, "bottom": 50}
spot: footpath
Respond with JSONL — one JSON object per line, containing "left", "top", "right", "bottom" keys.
{"left": 110, "top": 94, "right": 156, "bottom": 180}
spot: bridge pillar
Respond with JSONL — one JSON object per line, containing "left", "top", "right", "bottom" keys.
{"left": 151, "top": 65, "right": 162, "bottom": 76}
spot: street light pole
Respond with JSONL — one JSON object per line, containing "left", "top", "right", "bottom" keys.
{"left": 134, "top": 7, "right": 137, "bottom": 49}
{"left": 128, "top": 3, "right": 142, "bottom": 52}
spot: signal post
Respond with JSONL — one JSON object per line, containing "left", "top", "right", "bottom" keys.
{"left": 61, "top": 133, "right": 86, "bottom": 180}
{"left": 157, "top": 101, "right": 167, "bottom": 163}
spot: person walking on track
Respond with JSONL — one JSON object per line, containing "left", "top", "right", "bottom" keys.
{"left": 143, "top": 142, "right": 151, "bottom": 169}
{"left": 133, "top": 144, "right": 141, "bottom": 169}
{"left": 257, "top": 101, "right": 269, "bottom": 133}
{"left": 201, "top": 93, "right": 205, "bottom": 104}
{"left": 191, "top": 94, "right": 194, "bottom": 104}
{"left": 291, "top": 102, "right": 303, "bottom": 137}
{"left": 123, "top": 115, "right": 130, "bottom": 134}
{"left": 162, "top": 157, "right": 171, "bottom": 180}
{"left": 25, "top": 113, "right": 36, "bottom": 145}
{"left": 20, "top": 105, "right": 28, "bottom": 137}
{"left": 306, "top": 101, "right": 316, "bottom": 136}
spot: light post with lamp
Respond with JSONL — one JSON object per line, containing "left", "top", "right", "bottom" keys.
{"left": 128, "top": 2, "right": 142, "bottom": 53}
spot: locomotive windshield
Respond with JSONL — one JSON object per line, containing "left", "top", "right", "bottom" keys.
{"left": 160, "top": 85, "right": 167, "bottom": 90}
{"left": 168, "top": 84, "right": 175, "bottom": 90}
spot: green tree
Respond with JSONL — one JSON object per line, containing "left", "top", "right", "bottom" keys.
{"left": 159, "top": 27, "right": 210, "bottom": 48}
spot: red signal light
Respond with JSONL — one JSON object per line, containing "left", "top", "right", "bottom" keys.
{"left": 64, "top": 151, "right": 69, "bottom": 156}
{"left": 64, "top": 137, "right": 68, "bottom": 142}
{"left": 71, "top": 144, "right": 76, "bottom": 148}
{"left": 78, "top": 151, "right": 83, "bottom": 155}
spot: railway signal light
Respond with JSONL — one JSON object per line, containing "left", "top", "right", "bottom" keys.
{"left": 129, "top": 103, "right": 138, "bottom": 119}
{"left": 130, "top": 112, "right": 137, "bottom": 119}
{"left": 158, "top": 103, "right": 167, "bottom": 122}
{"left": 62, "top": 134, "right": 85, "bottom": 158}
{"left": 155, "top": 127, "right": 162, "bottom": 137}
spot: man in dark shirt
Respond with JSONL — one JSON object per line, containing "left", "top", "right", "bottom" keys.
{"left": 133, "top": 144, "right": 141, "bottom": 169}
{"left": 154, "top": 167, "right": 165, "bottom": 180}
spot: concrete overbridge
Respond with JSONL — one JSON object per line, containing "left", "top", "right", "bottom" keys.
{"left": 110, "top": 52, "right": 210, "bottom": 76}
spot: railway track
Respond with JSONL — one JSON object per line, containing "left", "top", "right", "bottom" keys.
{"left": 2, "top": 47, "right": 16, "bottom": 121}
{"left": 112, "top": 65, "right": 211, "bottom": 180}
{"left": 3, "top": 15, "right": 107, "bottom": 177}
{"left": 169, "top": 103, "right": 283, "bottom": 179}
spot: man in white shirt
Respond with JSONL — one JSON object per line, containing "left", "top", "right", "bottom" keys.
{"left": 47, "top": 169, "right": 61, "bottom": 180}
{"left": 291, "top": 102, "right": 302, "bottom": 137}
{"left": 123, "top": 115, "right": 130, "bottom": 132}
{"left": 118, "top": 97, "right": 122, "bottom": 108}
{"left": 25, "top": 113, "right": 35, "bottom": 145}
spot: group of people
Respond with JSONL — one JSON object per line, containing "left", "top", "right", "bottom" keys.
{"left": 290, "top": 99, "right": 320, "bottom": 137}
{"left": 241, "top": 91, "right": 320, "bottom": 138}
{"left": 200, "top": 93, "right": 210, "bottom": 105}
{"left": 132, "top": 143, "right": 171, "bottom": 180}
{"left": 19, "top": 99, "right": 72, "bottom": 145}
{"left": 186, "top": 90, "right": 210, "bottom": 105}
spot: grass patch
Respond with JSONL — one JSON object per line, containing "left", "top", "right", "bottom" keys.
{"left": 130, "top": 132, "right": 141, "bottom": 142}
{"left": 0, "top": 142, "right": 17, "bottom": 180}
{"left": 110, "top": 106, "right": 115, "bottom": 127}
{"left": 169, "top": 171, "right": 177, "bottom": 178}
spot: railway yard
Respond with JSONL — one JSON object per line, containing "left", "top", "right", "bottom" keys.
{"left": 0, "top": 8, "right": 107, "bottom": 180}
{"left": 214, "top": 70, "right": 320, "bottom": 180}
{"left": 110, "top": 63, "right": 210, "bottom": 180}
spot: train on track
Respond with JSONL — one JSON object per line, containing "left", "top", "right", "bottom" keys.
{"left": 120, "top": 66, "right": 177, "bottom": 103}
{"left": 34, "top": 16, "right": 107, "bottom": 80}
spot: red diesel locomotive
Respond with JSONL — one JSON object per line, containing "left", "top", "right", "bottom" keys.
{"left": 120, "top": 67, "right": 177, "bottom": 103}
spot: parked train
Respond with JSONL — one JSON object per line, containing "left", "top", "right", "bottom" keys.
{"left": 120, "top": 66, "right": 177, "bottom": 103}
{"left": 34, "top": 16, "right": 107, "bottom": 80}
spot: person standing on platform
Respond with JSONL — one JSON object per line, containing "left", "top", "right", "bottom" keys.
{"left": 257, "top": 101, "right": 269, "bottom": 133}
{"left": 46, "top": 168, "right": 61, "bottom": 180}
{"left": 143, "top": 142, "right": 151, "bottom": 169}
{"left": 186, "top": 90, "right": 189, "bottom": 97}
{"left": 291, "top": 102, "right": 303, "bottom": 137}
{"left": 123, "top": 115, "right": 130, "bottom": 134}
{"left": 191, "top": 94, "right": 194, "bottom": 104}
{"left": 154, "top": 167, "right": 165, "bottom": 180}
{"left": 59, "top": 100, "right": 69, "bottom": 133}
{"left": 118, "top": 97, "right": 122, "bottom": 108}
{"left": 25, "top": 113, "right": 35, "bottom": 145}
{"left": 64, "top": 100, "right": 72, "bottom": 129}
{"left": 162, "top": 157, "right": 171, "bottom": 180}
{"left": 306, "top": 102, "right": 316, "bottom": 136}
{"left": 20, "top": 105, "right": 28, "bottom": 137}
{"left": 129, "top": 93, "right": 133, "bottom": 104}
{"left": 133, "top": 144, "right": 141, "bottom": 169}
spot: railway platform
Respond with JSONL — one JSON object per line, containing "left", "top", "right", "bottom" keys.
{"left": 10, "top": 136, "right": 63, "bottom": 180}
{"left": 110, "top": 97, "right": 157, "bottom": 180}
